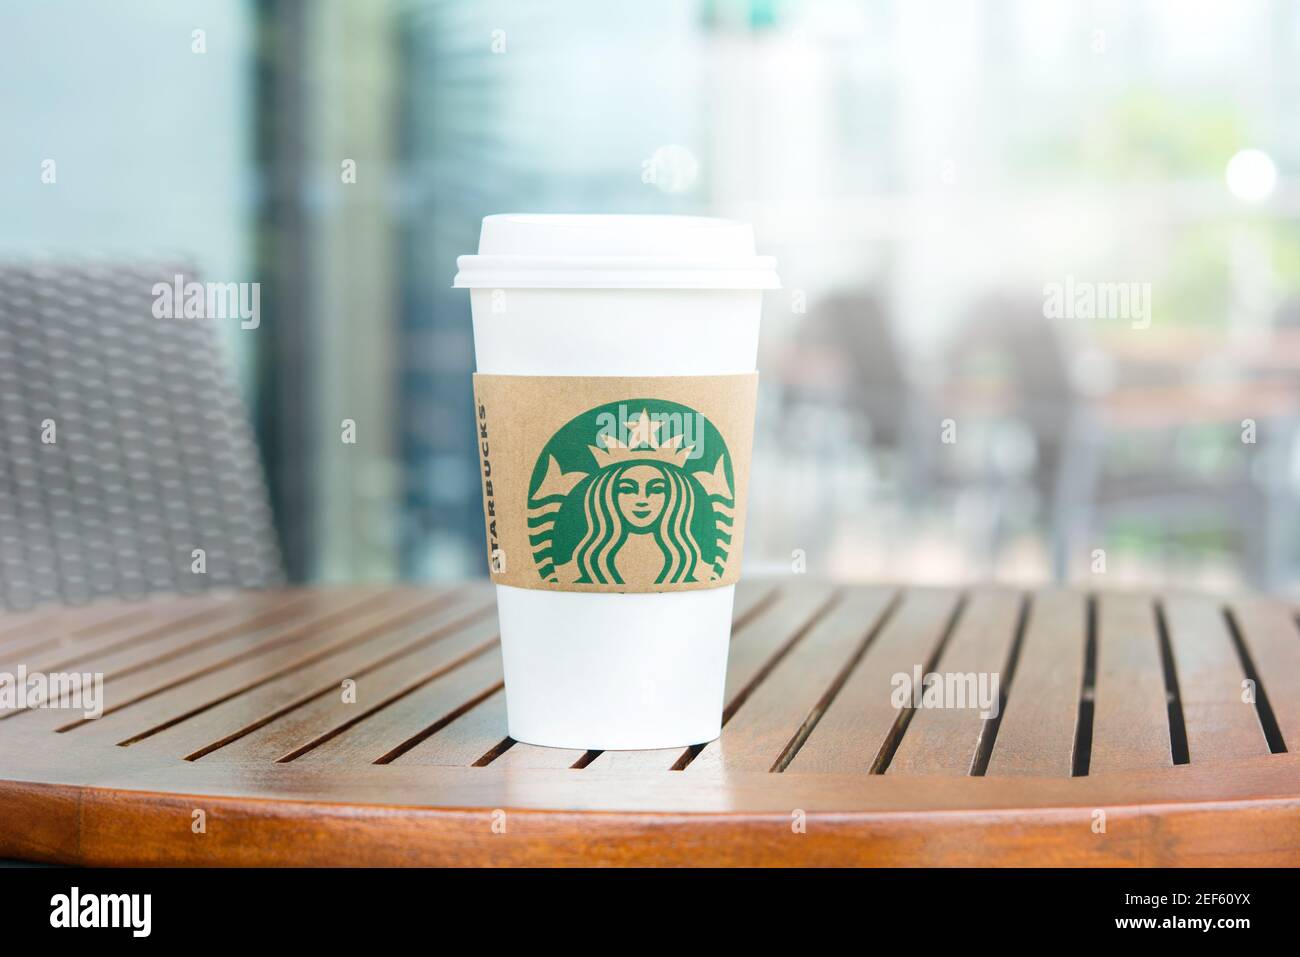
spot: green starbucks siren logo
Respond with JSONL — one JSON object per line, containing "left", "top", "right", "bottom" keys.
{"left": 526, "top": 399, "right": 736, "bottom": 586}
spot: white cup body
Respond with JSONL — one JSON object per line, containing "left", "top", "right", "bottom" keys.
{"left": 471, "top": 287, "right": 761, "bottom": 750}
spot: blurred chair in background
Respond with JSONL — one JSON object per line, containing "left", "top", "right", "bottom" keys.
{"left": 771, "top": 292, "right": 928, "bottom": 557}
{"left": 938, "top": 294, "right": 1299, "bottom": 587}
{"left": 1074, "top": 325, "right": 1300, "bottom": 592}
{"left": 799, "top": 294, "right": 917, "bottom": 450}
{"left": 933, "top": 294, "right": 1080, "bottom": 570}
{"left": 0, "top": 263, "right": 283, "bottom": 611}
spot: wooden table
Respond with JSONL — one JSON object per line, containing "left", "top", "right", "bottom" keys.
{"left": 1, "top": 581, "right": 1297, "bottom": 866}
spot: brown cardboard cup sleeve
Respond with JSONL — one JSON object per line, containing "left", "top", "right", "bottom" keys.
{"left": 473, "top": 373, "right": 758, "bottom": 593}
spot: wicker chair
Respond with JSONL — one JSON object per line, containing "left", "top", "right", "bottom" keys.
{"left": 0, "top": 263, "right": 283, "bottom": 610}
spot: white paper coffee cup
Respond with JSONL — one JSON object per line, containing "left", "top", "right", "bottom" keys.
{"left": 455, "top": 214, "right": 778, "bottom": 750}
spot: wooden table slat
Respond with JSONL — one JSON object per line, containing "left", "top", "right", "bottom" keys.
{"left": 985, "top": 589, "right": 1087, "bottom": 777}
{"left": 0, "top": 594, "right": 320, "bottom": 712}
{"left": 51, "top": 590, "right": 459, "bottom": 743}
{"left": 0, "top": 598, "right": 164, "bottom": 650}
{"left": 788, "top": 588, "right": 960, "bottom": 774}
{"left": 1161, "top": 595, "right": 1270, "bottom": 764}
{"left": 0, "top": 604, "right": 76, "bottom": 645}
{"left": 589, "top": 581, "right": 838, "bottom": 772}
{"left": 1089, "top": 593, "right": 1173, "bottom": 774}
{"left": 296, "top": 651, "right": 504, "bottom": 766}
{"left": 490, "top": 738, "right": 589, "bottom": 769}
{"left": 0, "top": 592, "right": 237, "bottom": 673}
{"left": 202, "top": 617, "right": 501, "bottom": 763}
{"left": 1227, "top": 597, "right": 1300, "bottom": 751}
{"left": 126, "top": 601, "right": 496, "bottom": 760}
{"left": 394, "top": 689, "right": 512, "bottom": 766}
{"left": 885, "top": 589, "right": 1023, "bottom": 776}
{"left": 1, "top": 581, "right": 1297, "bottom": 867}
{"left": 688, "top": 586, "right": 895, "bottom": 774}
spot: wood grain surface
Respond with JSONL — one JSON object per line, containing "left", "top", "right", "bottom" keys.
{"left": 0, "top": 580, "right": 1295, "bottom": 866}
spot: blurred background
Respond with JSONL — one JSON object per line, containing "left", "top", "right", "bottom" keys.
{"left": 3, "top": 0, "right": 1300, "bottom": 605}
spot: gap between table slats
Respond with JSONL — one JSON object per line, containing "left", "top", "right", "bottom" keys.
{"left": 0, "top": 593, "right": 325, "bottom": 714}
{"left": 43, "top": 591, "right": 464, "bottom": 744}
{"left": 5, "top": 583, "right": 1292, "bottom": 782}
{"left": 984, "top": 589, "right": 1087, "bottom": 777}
{"left": 784, "top": 588, "right": 959, "bottom": 774}
{"left": 1160, "top": 595, "right": 1270, "bottom": 763}
{"left": 1225, "top": 597, "right": 1300, "bottom": 751}
{"left": 883, "top": 589, "right": 1025, "bottom": 776}
{"left": 0, "top": 597, "right": 164, "bottom": 651}
{"left": 140, "top": 601, "right": 497, "bottom": 761}
{"left": 17, "top": 591, "right": 410, "bottom": 737}
{"left": 1085, "top": 593, "right": 1173, "bottom": 774}
{"left": 684, "top": 586, "right": 896, "bottom": 774}
{"left": 0, "top": 592, "right": 238, "bottom": 674}
{"left": 196, "top": 615, "right": 501, "bottom": 763}
{"left": 583, "top": 581, "right": 840, "bottom": 773}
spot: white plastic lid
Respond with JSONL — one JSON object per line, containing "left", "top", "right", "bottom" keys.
{"left": 453, "top": 214, "right": 780, "bottom": 290}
